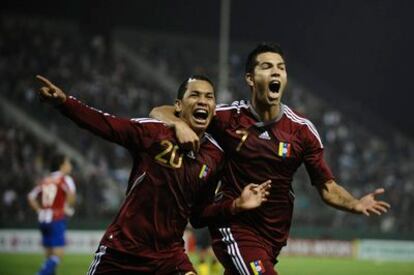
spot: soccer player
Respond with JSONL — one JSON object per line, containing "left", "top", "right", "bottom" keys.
{"left": 34, "top": 74, "right": 271, "bottom": 274}
{"left": 27, "top": 154, "right": 76, "bottom": 275}
{"left": 150, "top": 43, "right": 391, "bottom": 274}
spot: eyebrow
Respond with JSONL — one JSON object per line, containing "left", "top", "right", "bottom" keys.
{"left": 190, "top": 90, "right": 214, "bottom": 95}
{"left": 259, "top": 61, "right": 285, "bottom": 66}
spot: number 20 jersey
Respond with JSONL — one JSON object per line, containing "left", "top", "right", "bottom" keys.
{"left": 59, "top": 97, "right": 225, "bottom": 256}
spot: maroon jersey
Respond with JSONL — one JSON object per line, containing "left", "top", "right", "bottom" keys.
{"left": 59, "top": 96, "right": 227, "bottom": 256}
{"left": 28, "top": 171, "right": 76, "bottom": 222}
{"left": 207, "top": 100, "right": 334, "bottom": 249}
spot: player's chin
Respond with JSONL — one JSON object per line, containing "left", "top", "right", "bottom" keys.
{"left": 189, "top": 118, "right": 211, "bottom": 132}
{"left": 264, "top": 98, "right": 280, "bottom": 107}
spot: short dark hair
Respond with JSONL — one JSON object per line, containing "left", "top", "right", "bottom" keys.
{"left": 245, "top": 42, "right": 285, "bottom": 73}
{"left": 176, "top": 75, "right": 215, "bottom": 100}
{"left": 50, "top": 154, "right": 67, "bottom": 171}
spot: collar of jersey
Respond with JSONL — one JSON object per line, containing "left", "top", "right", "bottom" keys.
{"left": 248, "top": 102, "right": 285, "bottom": 127}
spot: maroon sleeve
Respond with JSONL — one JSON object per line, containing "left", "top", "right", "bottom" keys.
{"left": 302, "top": 124, "right": 335, "bottom": 185}
{"left": 58, "top": 96, "right": 146, "bottom": 151}
{"left": 190, "top": 193, "right": 234, "bottom": 229}
{"left": 190, "top": 161, "right": 236, "bottom": 228}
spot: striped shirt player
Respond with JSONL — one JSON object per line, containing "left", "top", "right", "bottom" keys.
{"left": 59, "top": 96, "right": 231, "bottom": 274}
{"left": 28, "top": 171, "right": 76, "bottom": 244}
{"left": 28, "top": 157, "right": 76, "bottom": 275}
{"left": 198, "top": 101, "right": 334, "bottom": 275}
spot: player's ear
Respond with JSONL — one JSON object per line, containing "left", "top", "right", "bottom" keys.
{"left": 245, "top": 73, "right": 254, "bottom": 87}
{"left": 175, "top": 99, "right": 182, "bottom": 114}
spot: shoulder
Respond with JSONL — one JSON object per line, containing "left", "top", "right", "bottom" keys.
{"left": 130, "top": 117, "right": 175, "bottom": 143}
{"left": 130, "top": 117, "right": 167, "bottom": 126}
{"left": 130, "top": 117, "right": 170, "bottom": 132}
{"left": 64, "top": 175, "right": 76, "bottom": 192}
{"left": 282, "top": 104, "right": 323, "bottom": 148}
{"left": 216, "top": 100, "right": 249, "bottom": 113}
{"left": 213, "top": 100, "right": 250, "bottom": 127}
{"left": 282, "top": 104, "right": 312, "bottom": 123}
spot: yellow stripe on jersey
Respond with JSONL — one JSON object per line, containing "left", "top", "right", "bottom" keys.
{"left": 250, "top": 262, "right": 260, "bottom": 275}
{"left": 278, "top": 142, "right": 284, "bottom": 157}
{"left": 199, "top": 164, "right": 207, "bottom": 179}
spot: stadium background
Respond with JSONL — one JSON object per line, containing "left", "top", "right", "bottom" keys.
{"left": 1, "top": 0, "right": 413, "bottom": 274}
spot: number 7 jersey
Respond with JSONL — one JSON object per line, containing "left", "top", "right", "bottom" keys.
{"left": 208, "top": 101, "right": 334, "bottom": 248}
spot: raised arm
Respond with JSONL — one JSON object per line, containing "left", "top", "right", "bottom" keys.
{"left": 190, "top": 180, "right": 271, "bottom": 228}
{"left": 150, "top": 105, "right": 200, "bottom": 152}
{"left": 315, "top": 180, "right": 390, "bottom": 216}
{"left": 35, "top": 75, "right": 141, "bottom": 149}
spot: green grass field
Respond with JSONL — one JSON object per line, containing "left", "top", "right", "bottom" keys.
{"left": 0, "top": 253, "right": 413, "bottom": 275}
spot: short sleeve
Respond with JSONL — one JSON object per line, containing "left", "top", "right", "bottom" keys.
{"left": 302, "top": 123, "right": 335, "bottom": 185}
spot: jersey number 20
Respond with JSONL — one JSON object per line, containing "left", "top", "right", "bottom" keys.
{"left": 155, "top": 140, "right": 183, "bottom": 168}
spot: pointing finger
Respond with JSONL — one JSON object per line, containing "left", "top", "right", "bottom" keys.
{"left": 36, "top": 75, "right": 54, "bottom": 88}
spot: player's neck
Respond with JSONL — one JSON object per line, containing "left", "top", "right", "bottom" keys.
{"left": 192, "top": 128, "right": 206, "bottom": 138}
{"left": 251, "top": 102, "right": 281, "bottom": 122}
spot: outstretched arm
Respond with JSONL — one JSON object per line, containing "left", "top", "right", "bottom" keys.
{"left": 315, "top": 180, "right": 390, "bottom": 216}
{"left": 150, "top": 106, "right": 200, "bottom": 152}
{"left": 190, "top": 180, "right": 271, "bottom": 228}
{"left": 35, "top": 75, "right": 140, "bottom": 149}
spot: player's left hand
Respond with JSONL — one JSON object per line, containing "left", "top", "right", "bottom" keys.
{"left": 354, "top": 188, "right": 391, "bottom": 216}
{"left": 232, "top": 180, "right": 271, "bottom": 214}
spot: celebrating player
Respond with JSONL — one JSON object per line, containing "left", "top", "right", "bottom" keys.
{"left": 34, "top": 74, "right": 271, "bottom": 274}
{"left": 150, "top": 43, "right": 391, "bottom": 274}
{"left": 27, "top": 154, "right": 76, "bottom": 275}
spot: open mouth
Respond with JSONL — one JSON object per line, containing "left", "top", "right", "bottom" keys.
{"left": 269, "top": 80, "right": 281, "bottom": 93}
{"left": 192, "top": 109, "right": 209, "bottom": 123}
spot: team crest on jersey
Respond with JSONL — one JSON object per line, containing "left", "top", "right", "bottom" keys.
{"left": 250, "top": 260, "right": 266, "bottom": 275}
{"left": 198, "top": 164, "right": 209, "bottom": 179}
{"left": 278, "top": 142, "right": 291, "bottom": 158}
{"left": 258, "top": 131, "right": 271, "bottom": 140}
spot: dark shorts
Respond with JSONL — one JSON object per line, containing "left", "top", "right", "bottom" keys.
{"left": 211, "top": 226, "right": 280, "bottom": 275}
{"left": 87, "top": 245, "right": 195, "bottom": 275}
{"left": 39, "top": 219, "right": 66, "bottom": 247}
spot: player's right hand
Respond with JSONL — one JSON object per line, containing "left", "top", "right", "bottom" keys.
{"left": 35, "top": 75, "right": 67, "bottom": 105}
{"left": 173, "top": 120, "right": 200, "bottom": 152}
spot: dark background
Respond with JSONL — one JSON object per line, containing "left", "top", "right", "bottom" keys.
{"left": 4, "top": 0, "right": 413, "bottom": 137}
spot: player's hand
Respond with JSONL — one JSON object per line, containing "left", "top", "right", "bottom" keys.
{"left": 64, "top": 204, "right": 75, "bottom": 217}
{"left": 354, "top": 188, "right": 390, "bottom": 216}
{"left": 173, "top": 120, "right": 200, "bottom": 152}
{"left": 35, "top": 75, "right": 67, "bottom": 105}
{"left": 232, "top": 180, "right": 271, "bottom": 214}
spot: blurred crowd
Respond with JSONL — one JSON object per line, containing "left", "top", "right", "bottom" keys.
{"left": 1, "top": 15, "right": 413, "bottom": 239}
